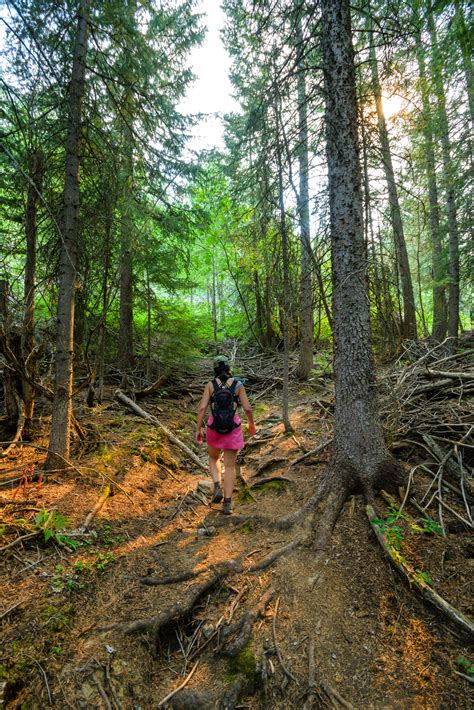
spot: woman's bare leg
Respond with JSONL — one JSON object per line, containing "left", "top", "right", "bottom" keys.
{"left": 223, "top": 449, "right": 238, "bottom": 499}
{"left": 207, "top": 446, "right": 222, "bottom": 485}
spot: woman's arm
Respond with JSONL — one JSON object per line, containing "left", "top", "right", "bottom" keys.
{"left": 195, "top": 383, "right": 211, "bottom": 444}
{"left": 237, "top": 385, "right": 256, "bottom": 436}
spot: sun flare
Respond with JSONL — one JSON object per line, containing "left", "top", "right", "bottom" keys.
{"left": 382, "top": 93, "right": 405, "bottom": 119}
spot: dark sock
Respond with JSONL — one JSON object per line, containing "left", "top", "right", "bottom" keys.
{"left": 214, "top": 481, "right": 221, "bottom": 489}
{"left": 224, "top": 497, "right": 231, "bottom": 503}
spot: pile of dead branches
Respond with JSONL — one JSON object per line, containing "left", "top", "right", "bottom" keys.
{"left": 380, "top": 336, "right": 473, "bottom": 533}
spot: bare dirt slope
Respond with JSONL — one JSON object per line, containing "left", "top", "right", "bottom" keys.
{"left": 1, "top": 376, "right": 473, "bottom": 709}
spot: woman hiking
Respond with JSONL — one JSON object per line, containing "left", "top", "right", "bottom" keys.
{"left": 195, "top": 355, "right": 256, "bottom": 515}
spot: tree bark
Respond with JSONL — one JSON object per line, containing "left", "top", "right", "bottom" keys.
{"left": 22, "top": 148, "right": 44, "bottom": 425}
{"left": 47, "top": 0, "right": 90, "bottom": 470}
{"left": 413, "top": 10, "right": 447, "bottom": 342}
{"left": 426, "top": 7, "right": 460, "bottom": 341}
{"left": 118, "top": 174, "right": 135, "bottom": 372}
{"left": 320, "top": 0, "right": 393, "bottom": 490}
{"left": 97, "top": 202, "right": 113, "bottom": 403}
{"left": 295, "top": 13, "right": 314, "bottom": 378}
{"left": 368, "top": 19, "right": 417, "bottom": 340}
{"left": 0, "top": 280, "right": 19, "bottom": 423}
{"left": 275, "top": 91, "right": 293, "bottom": 433}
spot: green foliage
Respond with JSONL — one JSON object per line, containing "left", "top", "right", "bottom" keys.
{"left": 410, "top": 517, "right": 443, "bottom": 536}
{"left": 373, "top": 503, "right": 408, "bottom": 549}
{"left": 373, "top": 518, "right": 405, "bottom": 550}
{"left": 101, "top": 523, "right": 124, "bottom": 548}
{"left": 412, "top": 569, "right": 433, "bottom": 587}
{"left": 456, "top": 656, "right": 474, "bottom": 678}
{"left": 34, "top": 510, "right": 80, "bottom": 550}
{"left": 50, "top": 550, "right": 117, "bottom": 593}
{"left": 95, "top": 552, "right": 116, "bottom": 572}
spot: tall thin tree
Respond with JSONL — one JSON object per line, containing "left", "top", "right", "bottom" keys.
{"left": 295, "top": 10, "right": 314, "bottom": 377}
{"left": 47, "top": 0, "right": 90, "bottom": 469}
{"left": 426, "top": 5, "right": 460, "bottom": 340}
{"left": 368, "top": 13, "right": 417, "bottom": 340}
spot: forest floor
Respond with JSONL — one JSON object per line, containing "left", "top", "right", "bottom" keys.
{"left": 1, "top": 350, "right": 473, "bottom": 709}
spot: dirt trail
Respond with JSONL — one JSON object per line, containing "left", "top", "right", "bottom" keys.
{"left": 1, "top": 380, "right": 472, "bottom": 708}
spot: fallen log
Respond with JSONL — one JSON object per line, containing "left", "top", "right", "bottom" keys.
{"left": 426, "top": 369, "right": 474, "bottom": 382}
{"left": 133, "top": 374, "right": 167, "bottom": 400}
{"left": 366, "top": 504, "right": 474, "bottom": 639}
{"left": 115, "top": 390, "right": 207, "bottom": 472}
{"left": 83, "top": 485, "right": 111, "bottom": 528}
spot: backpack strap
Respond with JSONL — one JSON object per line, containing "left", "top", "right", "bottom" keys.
{"left": 210, "top": 378, "right": 239, "bottom": 409}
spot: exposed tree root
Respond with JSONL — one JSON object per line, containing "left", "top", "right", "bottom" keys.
{"left": 311, "top": 482, "right": 351, "bottom": 556}
{"left": 165, "top": 675, "right": 249, "bottom": 710}
{"left": 246, "top": 539, "right": 301, "bottom": 572}
{"left": 106, "top": 559, "right": 243, "bottom": 634}
{"left": 366, "top": 503, "right": 474, "bottom": 639}
{"left": 321, "top": 683, "right": 354, "bottom": 709}
{"left": 275, "top": 478, "right": 329, "bottom": 530}
{"left": 249, "top": 475, "right": 293, "bottom": 489}
{"left": 255, "top": 456, "right": 287, "bottom": 476}
{"left": 139, "top": 570, "right": 200, "bottom": 586}
{"left": 218, "top": 588, "right": 275, "bottom": 657}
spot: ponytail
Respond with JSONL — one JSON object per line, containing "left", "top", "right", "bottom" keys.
{"left": 214, "top": 362, "right": 231, "bottom": 383}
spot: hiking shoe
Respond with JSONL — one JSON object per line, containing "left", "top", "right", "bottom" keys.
{"left": 211, "top": 485, "right": 223, "bottom": 504}
{"left": 222, "top": 498, "right": 233, "bottom": 515}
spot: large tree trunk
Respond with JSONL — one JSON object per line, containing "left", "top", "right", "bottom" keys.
{"left": 47, "top": 0, "right": 90, "bottom": 470}
{"left": 368, "top": 20, "right": 417, "bottom": 341}
{"left": 413, "top": 12, "right": 447, "bottom": 342}
{"left": 426, "top": 7, "right": 460, "bottom": 341}
{"left": 295, "top": 13, "right": 314, "bottom": 379}
{"left": 22, "top": 148, "right": 44, "bottom": 426}
{"left": 320, "top": 0, "right": 393, "bottom": 492}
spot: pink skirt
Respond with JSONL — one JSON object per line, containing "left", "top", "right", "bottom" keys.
{"left": 206, "top": 414, "right": 245, "bottom": 450}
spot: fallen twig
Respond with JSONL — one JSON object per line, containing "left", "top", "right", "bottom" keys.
{"left": 288, "top": 439, "right": 332, "bottom": 467}
{"left": 272, "top": 597, "right": 299, "bottom": 683}
{"left": 0, "top": 531, "right": 40, "bottom": 554}
{"left": 157, "top": 661, "right": 199, "bottom": 707}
